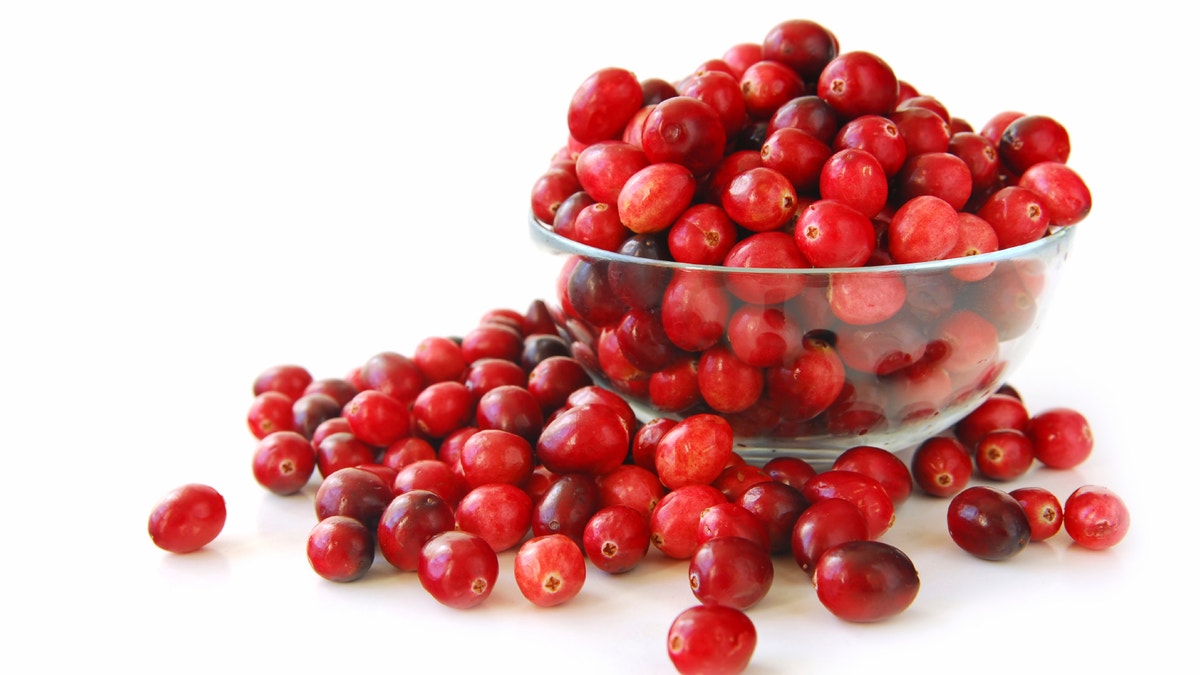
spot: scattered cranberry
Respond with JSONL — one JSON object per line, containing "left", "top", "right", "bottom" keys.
{"left": 911, "top": 436, "right": 973, "bottom": 498}
{"left": 655, "top": 413, "right": 735, "bottom": 490}
{"left": 802, "top": 470, "right": 894, "bottom": 540}
{"left": 455, "top": 483, "right": 534, "bottom": 553}
{"left": 307, "top": 516, "right": 374, "bottom": 582}
{"left": 418, "top": 530, "right": 499, "bottom": 609}
{"left": 252, "top": 430, "right": 316, "bottom": 496}
{"left": 1063, "top": 485, "right": 1130, "bottom": 550}
{"left": 377, "top": 489, "right": 456, "bottom": 572}
{"left": 583, "top": 505, "right": 652, "bottom": 574}
{"left": 1026, "top": 407, "right": 1093, "bottom": 469}
{"left": 689, "top": 536, "right": 774, "bottom": 610}
{"left": 667, "top": 605, "right": 757, "bottom": 675}
{"left": 812, "top": 540, "right": 920, "bottom": 622}
{"left": 314, "top": 466, "right": 392, "bottom": 530}
{"left": 832, "top": 445, "right": 913, "bottom": 505}
{"left": 974, "top": 429, "right": 1036, "bottom": 481}
{"left": 514, "top": 534, "right": 587, "bottom": 607}
{"left": 247, "top": 390, "right": 296, "bottom": 439}
{"left": 650, "top": 484, "right": 728, "bottom": 560}
{"left": 735, "top": 480, "right": 808, "bottom": 554}
{"left": 947, "top": 485, "right": 1031, "bottom": 561}
{"left": 148, "top": 483, "right": 227, "bottom": 554}
{"left": 1009, "top": 486, "right": 1064, "bottom": 542}
{"left": 791, "top": 497, "right": 870, "bottom": 575}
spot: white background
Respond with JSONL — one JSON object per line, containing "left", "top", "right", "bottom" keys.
{"left": 2, "top": 1, "right": 1194, "bottom": 673}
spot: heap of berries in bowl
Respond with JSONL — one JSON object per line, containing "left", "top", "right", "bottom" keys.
{"left": 529, "top": 19, "right": 1090, "bottom": 461}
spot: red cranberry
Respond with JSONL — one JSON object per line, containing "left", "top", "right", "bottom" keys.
{"left": 252, "top": 430, "right": 316, "bottom": 496}
{"left": 760, "top": 126, "right": 831, "bottom": 194}
{"left": 795, "top": 198, "right": 876, "bottom": 268}
{"left": 513, "top": 534, "right": 587, "bottom": 607}
{"left": 689, "top": 536, "right": 774, "bottom": 610}
{"left": 531, "top": 167, "right": 583, "bottom": 225}
{"left": 247, "top": 390, "right": 296, "bottom": 439}
{"left": 1017, "top": 161, "right": 1091, "bottom": 226}
{"left": 889, "top": 106, "right": 951, "bottom": 155}
{"left": 1009, "top": 486, "right": 1064, "bottom": 542}
{"left": 812, "top": 540, "right": 919, "bottom": 622}
{"left": 739, "top": 59, "right": 806, "bottom": 120}
{"left": 762, "top": 18, "right": 838, "bottom": 79}
{"left": 833, "top": 114, "right": 906, "bottom": 176}
{"left": 147, "top": 483, "right": 226, "bottom": 554}
{"left": 827, "top": 270, "right": 906, "bottom": 326}
{"left": 655, "top": 413, "right": 734, "bottom": 490}
{"left": 955, "top": 393, "right": 1030, "bottom": 449}
{"left": 650, "top": 484, "right": 728, "bottom": 560}
{"left": 536, "top": 403, "right": 629, "bottom": 477}
{"left": 888, "top": 195, "right": 958, "bottom": 263}
{"left": 291, "top": 392, "right": 344, "bottom": 441}
{"left": 723, "top": 231, "right": 811, "bottom": 304}
{"left": 768, "top": 94, "right": 840, "bottom": 145}
{"left": 649, "top": 357, "right": 703, "bottom": 414}
{"left": 617, "top": 161, "right": 697, "bottom": 234}
{"left": 710, "top": 463, "right": 772, "bottom": 503}
{"left": 677, "top": 69, "right": 748, "bottom": 138}
{"left": 412, "top": 380, "right": 474, "bottom": 439}
{"left": 947, "top": 485, "right": 1031, "bottom": 561}
{"left": 381, "top": 436, "right": 438, "bottom": 471}
{"left": 595, "top": 464, "right": 666, "bottom": 521}
{"left": 377, "top": 489, "right": 456, "bottom": 571}
{"left": 721, "top": 166, "right": 799, "bottom": 232}
{"left": 762, "top": 456, "right": 817, "bottom": 489}
{"left": 667, "top": 203, "right": 739, "bottom": 265}
{"left": 974, "top": 429, "right": 1036, "bottom": 481}
{"left": 1026, "top": 407, "right": 1093, "bottom": 469}
{"left": 532, "top": 472, "right": 601, "bottom": 548}
{"left": 980, "top": 110, "right": 1025, "bottom": 146}
{"left": 306, "top": 515, "right": 374, "bottom": 582}
{"left": 832, "top": 445, "right": 912, "bottom": 505}
{"left": 911, "top": 436, "right": 973, "bottom": 498}
{"left": 660, "top": 270, "right": 732, "bottom": 352}
{"left": 1063, "top": 485, "right": 1130, "bottom": 550}
{"left": 475, "top": 384, "right": 543, "bottom": 445}
{"left": 567, "top": 67, "right": 643, "bottom": 145}
{"left": 735, "top": 480, "right": 808, "bottom": 554}
{"left": 393, "top": 459, "right": 468, "bottom": 508}
{"left": 418, "top": 530, "right": 499, "bottom": 609}
{"left": 454, "top": 482, "right": 534, "bottom": 553}
{"left": 458, "top": 429, "right": 534, "bottom": 489}
{"left": 583, "top": 505, "right": 652, "bottom": 574}
{"left": 359, "top": 351, "right": 425, "bottom": 406}
{"left": 791, "top": 497, "right": 870, "bottom": 574}
{"left": 802, "top": 470, "right": 895, "bottom": 540}
{"left": 314, "top": 431, "right": 377, "bottom": 480}
{"left": 696, "top": 502, "right": 772, "bottom": 552}
{"left": 314, "top": 466, "right": 392, "bottom": 530}
{"left": 344, "top": 389, "right": 411, "bottom": 448}
{"left": 817, "top": 50, "right": 898, "bottom": 119}
{"left": 976, "top": 185, "right": 1050, "bottom": 249}
{"left": 998, "top": 114, "right": 1070, "bottom": 174}
{"left": 666, "top": 605, "right": 757, "bottom": 675}
{"left": 820, "top": 147, "right": 889, "bottom": 219}
{"left": 640, "top": 96, "right": 727, "bottom": 176}
{"left": 631, "top": 417, "right": 678, "bottom": 472}
{"left": 253, "top": 364, "right": 313, "bottom": 402}
{"left": 412, "top": 336, "right": 468, "bottom": 384}
{"left": 697, "top": 343, "right": 764, "bottom": 415}
{"left": 894, "top": 152, "right": 973, "bottom": 210}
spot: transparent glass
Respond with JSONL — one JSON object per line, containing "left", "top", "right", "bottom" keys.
{"left": 529, "top": 212, "right": 1077, "bottom": 463}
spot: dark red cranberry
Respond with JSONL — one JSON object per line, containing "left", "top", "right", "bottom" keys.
{"left": 314, "top": 466, "right": 392, "bottom": 530}
{"left": 253, "top": 364, "right": 313, "bottom": 402}
{"left": 812, "top": 540, "right": 919, "bottom": 622}
{"left": 532, "top": 472, "right": 601, "bottom": 548}
{"left": 762, "top": 18, "right": 838, "bottom": 79}
{"left": 947, "top": 485, "right": 1031, "bottom": 561}
{"left": 377, "top": 489, "right": 456, "bottom": 572}
{"left": 735, "top": 480, "right": 808, "bottom": 554}
{"left": 306, "top": 515, "right": 374, "bottom": 582}
{"left": 689, "top": 536, "right": 774, "bottom": 610}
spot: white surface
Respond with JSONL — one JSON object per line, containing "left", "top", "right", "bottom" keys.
{"left": 2, "top": 2, "right": 1193, "bottom": 673}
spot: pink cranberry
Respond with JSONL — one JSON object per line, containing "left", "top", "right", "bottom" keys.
{"left": 1063, "top": 485, "right": 1130, "bottom": 550}
{"left": 514, "top": 533, "right": 587, "bottom": 607}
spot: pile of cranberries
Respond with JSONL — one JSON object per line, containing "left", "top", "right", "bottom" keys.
{"left": 145, "top": 19, "right": 1128, "bottom": 675}
{"left": 527, "top": 17, "right": 1093, "bottom": 447}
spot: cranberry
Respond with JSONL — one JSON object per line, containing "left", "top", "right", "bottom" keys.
{"left": 932, "top": 309, "right": 999, "bottom": 376}
{"left": 536, "top": 403, "right": 629, "bottom": 477}
{"left": 802, "top": 470, "right": 895, "bottom": 540}
{"left": 817, "top": 50, "right": 898, "bottom": 119}
{"left": 722, "top": 231, "right": 810, "bottom": 304}
{"left": 458, "top": 429, "right": 534, "bottom": 489}
{"left": 696, "top": 501, "right": 772, "bottom": 552}
{"left": 794, "top": 198, "right": 876, "bottom": 268}
{"left": 609, "top": 233, "right": 673, "bottom": 309}
{"left": 418, "top": 530, "right": 499, "bottom": 609}
{"left": 455, "top": 482, "right": 534, "bottom": 553}
{"left": 948, "top": 132, "right": 1001, "bottom": 195}
{"left": 702, "top": 149, "right": 765, "bottom": 203}
{"left": 649, "top": 357, "right": 703, "bottom": 413}
{"left": 819, "top": 147, "right": 889, "bottom": 219}
{"left": 766, "top": 334, "right": 845, "bottom": 422}
{"left": 833, "top": 114, "right": 906, "bottom": 176}
{"left": 380, "top": 436, "right": 439, "bottom": 472}
{"left": 667, "top": 203, "right": 739, "bottom": 265}
{"left": 574, "top": 140, "right": 650, "bottom": 205}
{"left": 412, "top": 335, "right": 468, "bottom": 384}
{"left": 697, "top": 344, "right": 764, "bottom": 415}
{"left": 247, "top": 390, "right": 296, "bottom": 439}
{"left": 948, "top": 212, "right": 1000, "bottom": 281}
{"left": 1026, "top": 407, "right": 1093, "bottom": 469}
{"left": 689, "top": 536, "right": 774, "bottom": 610}
{"left": 650, "top": 484, "right": 728, "bottom": 560}
{"left": 512, "top": 534, "right": 588, "bottom": 608}
{"left": 710, "top": 463, "right": 772, "bottom": 503}
{"left": 888, "top": 195, "right": 959, "bottom": 263}
{"left": 475, "top": 384, "right": 543, "bottom": 445}
{"left": 812, "top": 540, "right": 920, "bottom": 622}
{"left": 359, "top": 351, "right": 425, "bottom": 406}
{"left": 894, "top": 152, "right": 973, "bottom": 211}
{"left": 1009, "top": 486, "right": 1064, "bottom": 542}
{"left": 1017, "top": 161, "right": 1091, "bottom": 226}
{"left": 911, "top": 435, "right": 973, "bottom": 498}
{"left": 979, "top": 110, "right": 1025, "bottom": 146}
{"left": 666, "top": 605, "right": 757, "bottom": 675}
{"left": 976, "top": 185, "right": 1050, "bottom": 249}
{"left": 889, "top": 106, "right": 951, "bottom": 155}
{"left": 583, "top": 504, "right": 652, "bottom": 574}
{"left": 974, "top": 429, "right": 1036, "bottom": 481}
{"left": 314, "top": 466, "right": 392, "bottom": 529}
{"left": 1063, "top": 485, "right": 1130, "bottom": 550}
{"left": 253, "top": 364, "right": 313, "bottom": 402}
{"left": 314, "top": 431, "right": 377, "bottom": 479}
{"left": 832, "top": 445, "right": 912, "bottom": 505}
{"left": 617, "top": 161, "right": 697, "bottom": 234}
{"left": 520, "top": 334, "right": 572, "bottom": 373}
{"left": 641, "top": 96, "right": 727, "bottom": 176}
{"left": 677, "top": 69, "right": 748, "bottom": 138}
{"left": 553, "top": 190, "right": 596, "bottom": 239}
{"left": 393, "top": 459, "right": 468, "bottom": 508}
{"left": 739, "top": 59, "right": 806, "bottom": 120}
{"left": 567, "top": 67, "right": 643, "bottom": 145}
{"left": 615, "top": 307, "right": 682, "bottom": 372}
{"left": 721, "top": 166, "right": 799, "bottom": 232}
{"left": 531, "top": 167, "right": 583, "bottom": 225}
{"left": 532, "top": 472, "right": 601, "bottom": 548}
{"left": 947, "top": 485, "right": 1031, "bottom": 560}
{"left": 767, "top": 95, "right": 840, "bottom": 145}
{"left": 377, "top": 489, "right": 456, "bottom": 571}
{"left": 827, "top": 270, "right": 906, "bottom": 326}
{"left": 595, "top": 464, "right": 666, "bottom": 520}
{"left": 791, "top": 497, "right": 870, "bottom": 574}
{"left": 762, "top": 18, "right": 838, "bottom": 79}
{"left": 306, "top": 515, "right": 374, "bottom": 582}
{"left": 412, "top": 380, "right": 474, "bottom": 439}
{"left": 655, "top": 413, "right": 735, "bottom": 490}
{"left": 896, "top": 94, "right": 950, "bottom": 122}
{"left": 955, "top": 392, "right": 1030, "bottom": 449}
{"left": 252, "top": 430, "right": 316, "bottom": 496}
{"left": 147, "top": 483, "right": 226, "bottom": 554}
{"left": 735, "top": 480, "right": 808, "bottom": 554}
{"left": 762, "top": 456, "right": 817, "bottom": 489}
{"left": 344, "top": 389, "right": 411, "bottom": 448}
{"left": 760, "top": 126, "right": 831, "bottom": 194}
{"left": 661, "top": 270, "right": 732, "bottom": 352}
{"left": 721, "top": 43, "right": 763, "bottom": 80}
{"left": 998, "top": 114, "right": 1071, "bottom": 174}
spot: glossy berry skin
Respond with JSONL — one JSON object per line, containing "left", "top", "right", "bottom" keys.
{"left": 252, "top": 430, "right": 316, "bottom": 496}
{"left": 307, "top": 515, "right": 374, "bottom": 582}
{"left": 791, "top": 497, "right": 870, "bottom": 575}
{"left": 148, "top": 483, "right": 227, "bottom": 554}
{"left": 667, "top": 605, "right": 757, "bottom": 675}
{"left": 802, "top": 470, "right": 894, "bottom": 540}
{"left": 454, "top": 483, "right": 534, "bottom": 553}
{"left": 536, "top": 403, "right": 630, "bottom": 477}
{"left": 689, "top": 536, "right": 774, "bottom": 610}
{"left": 314, "top": 466, "right": 393, "bottom": 530}
{"left": 1010, "top": 486, "right": 1064, "bottom": 542}
{"left": 583, "top": 505, "right": 651, "bottom": 574}
{"left": 514, "top": 534, "right": 587, "bottom": 607}
{"left": 533, "top": 472, "right": 601, "bottom": 548}
{"left": 377, "top": 489, "right": 456, "bottom": 571}
{"left": 567, "top": 67, "right": 644, "bottom": 145}
{"left": 832, "top": 445, "right": 912, "bottom": 505}
{"left": 955, "top": 393, "right": 1029, "bottom": 450}
{"left": 817, "top": 51, "right": 899, "bottom": 119}
{"left": 1063, "top": 485, "right": 1130, "bottom": 550}
{"left": 650, "top": 484, "right": 728, "bottom": 560}
{"left": 1026, "top": 407, "right": 1093, "bottom": 469}
{"left": 247, "top": 391, "right": 296, "bottom": 439}
{"left": 735, "top": 481, "right": 808, "bottom": 554}
{"left": 812, "top": 540, "right": 919, "bottom": 622}
{"left": 253, "top": 364, "right": 313, "bottom": 402}
{"left": 418, "top": 530, "right": 499, "bottom": 609}
{"left": 974, "top": 429, "right": 1036, "bottom": 481}
{"left": 344, "top": 389, "right": 411, "bottom": 448}
{"left": 655, "top": 413, "right": 734, "bottom": 490}
{"left": 947, "top": 486, "right": 1031, "bottom": 561}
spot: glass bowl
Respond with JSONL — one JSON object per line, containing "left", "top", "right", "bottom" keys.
{"left": 529, "top": 211, "right": 1076, "bottom": 463}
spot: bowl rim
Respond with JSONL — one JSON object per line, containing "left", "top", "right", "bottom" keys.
{"left": 529, "top": 209, "right": 1076, "bottom": 275}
